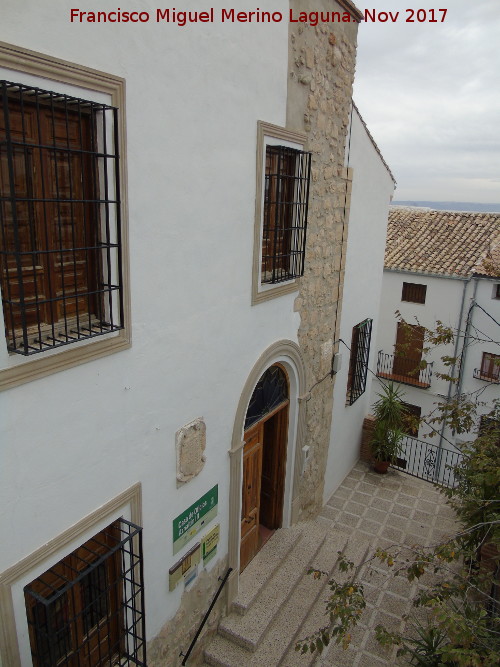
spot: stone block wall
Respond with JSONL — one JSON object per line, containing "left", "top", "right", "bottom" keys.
{"left": 287, "top": 0, "right": 358, "bottom": 516}
{"left": 147, "top": 556, "right": 229, "bottom": 667}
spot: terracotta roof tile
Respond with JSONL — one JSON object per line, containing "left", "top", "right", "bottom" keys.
{"left": 385, "top": 207, "right": 500, "bottom": 278}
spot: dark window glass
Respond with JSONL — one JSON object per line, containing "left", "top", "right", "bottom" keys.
{"left": 402, "top": 282, "right": 427, "bottom": 304}
{"left": 261, "top": 145, "right": 311, "bottom": 285}
{"left": 479, "top": 352, "right": 500, "bottom": 381}
{"left": 24, "top": 519, "right": 146, "bottom": 666}
{"left": 81, "top": 560, "right": 108, "bottom": 634}
{"left": 0, "top": 80, "right": 123, "bottom": 355}
{"left": 347, "top": 318, "right": 373, "bottom": 405}
{"left": 402, "top": 402, "right": 421, "bottom": 437}
{"left": 245, "top": 365, "right": 288, "bottom": 429}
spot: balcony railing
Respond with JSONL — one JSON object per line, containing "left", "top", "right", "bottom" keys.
{"left": 392, "top": 435, "right": 464, "bottom": 487}
{"left": 473, "top": 368, "right": 500, "bottom": 384}
{"left": 376, "top": 351, "right": 433, "bottom": 388}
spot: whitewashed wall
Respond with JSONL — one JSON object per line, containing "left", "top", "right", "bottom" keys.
{"left": 373, "top": 270, "right": 500, "bottom": 446}
{"left": 373, "top": 271, "right": 466, "bottom": 443}
{"left": 0, "top": 0, "right": 296, "bottom": 649}
{"left": 324, "top": 107, "right": 395, "bottom": 501}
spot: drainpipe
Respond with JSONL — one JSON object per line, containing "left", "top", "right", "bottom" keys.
{"left": 455, "top": 277, "right": 479, "bottom": 399}
{"left": 435, "top": 276, "right": 477, "bottom": 479}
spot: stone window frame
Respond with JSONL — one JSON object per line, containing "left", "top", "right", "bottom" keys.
{"left": 0, "top": 483, "right": 142, "bottom": 667}
{"left": 251, "top": 121, "right": 308, "bottom": 305}
{"left": 0, "top": 41, "right": 130, "bottom": 391}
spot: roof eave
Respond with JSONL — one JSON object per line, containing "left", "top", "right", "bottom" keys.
{"left": 336, "top": 0, "right": 364, "bottom": 22}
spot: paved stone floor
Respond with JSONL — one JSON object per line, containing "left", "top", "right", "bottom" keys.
{"left": 315, "top": 461, "right": 458, "bottom": 666}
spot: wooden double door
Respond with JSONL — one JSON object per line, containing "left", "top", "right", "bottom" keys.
{"left": 240, "top": 402, "right": 289, "bottom": 571}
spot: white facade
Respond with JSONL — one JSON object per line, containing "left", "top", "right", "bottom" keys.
{"left": 325, "top": 107, "right": 395, "bottom": 501}
{"left": 373, "top": 268, "right": 500, "bottom": 450}
{"left": 0, "top": 1, "right": 368, "bottom": 664}
{"left": 0, "top": 1, "right": 296, "bottom": 663}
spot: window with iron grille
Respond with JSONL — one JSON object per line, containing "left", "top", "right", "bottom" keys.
{"left": 0, "top": 80, "right": 123, "bottom": 355}
{"left": 24, "top": 518, "right": 146, "bottom": 666}
{"left": 261, "top": 144, "right": 311, "bottom": 285}
{"left": 401, "top": 282, "right": 427, "bottom": 304}
{"left": 478, "top": 352, "right": 500, "bottom": 382}
{"left": 347, "top": 318, "right": 372, "bottom": 405}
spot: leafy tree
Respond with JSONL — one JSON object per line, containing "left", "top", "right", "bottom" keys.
{"left": 393, "top": 312, "right": 499, "bottom": 438}
{"left": 296, "top": 425, "right": 500, "bottom": 664}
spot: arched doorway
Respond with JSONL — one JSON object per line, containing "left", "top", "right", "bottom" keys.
{"left": 226, "top": 340, "right": 307, "bottom": 605}
{"left": 240, "top": 364, "right": 289, "bottom": 571}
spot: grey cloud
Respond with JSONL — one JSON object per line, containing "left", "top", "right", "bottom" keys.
{"left": 353, "top": 1, "right": 500, "bottom": 203}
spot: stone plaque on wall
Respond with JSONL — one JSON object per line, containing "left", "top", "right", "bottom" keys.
{"left": 176, "top": 418, "right": 206, "bottom": 485}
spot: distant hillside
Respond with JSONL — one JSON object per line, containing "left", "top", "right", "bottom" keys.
{"left": 392, "top": 201, "right": 500, "bottom": 213}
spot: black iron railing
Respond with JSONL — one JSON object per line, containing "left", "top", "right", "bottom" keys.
{"left": 391, "top": 435, "right": 464, "bottom": 487}
{"left": 473, "top": 368, "right": 500, "bottom": 384}
{"left": 376, "top": 351, "right": 433, "bottom": 388}
{"left": 179, "top": 567, "right": 232, "bottom": 665}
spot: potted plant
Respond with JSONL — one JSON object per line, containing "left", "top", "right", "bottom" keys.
{"left": 370, "top": 382, "right": 406, "bottom": 473}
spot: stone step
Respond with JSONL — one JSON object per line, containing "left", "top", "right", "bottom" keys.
{"left": 204, "top": 525, "right": 350, "bottom": 667}
{"left": 203, "top": 634, "right": 252, "bottom": 667}
{"left": 280, "top": 531, "right": 375, "bottom": 667}
{"left": 233, "top": 523, "right": 304, "bottom": 616}
{"left": 246, "top": 530, "right": 350, "bottom": 666}
{"left": 216, "top": 521, "right": 329, "bottom": 653}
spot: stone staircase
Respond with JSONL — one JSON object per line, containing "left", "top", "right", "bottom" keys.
{"left": 203, "top": 519, "right": 373, "bottom": 667}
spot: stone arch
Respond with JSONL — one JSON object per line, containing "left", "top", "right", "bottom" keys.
{"left": 226, "top": 340, "right": 308, "bottom": 604}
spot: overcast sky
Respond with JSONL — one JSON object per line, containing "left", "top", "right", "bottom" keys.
{"left": 352, "top": 0, "right": 500, "bottom": 203}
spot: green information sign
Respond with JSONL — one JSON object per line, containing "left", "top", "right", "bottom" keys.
{"left": 173, "top": 485, "right": 218, "bottom": 554}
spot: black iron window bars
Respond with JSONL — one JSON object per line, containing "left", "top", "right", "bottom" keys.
{"left": 261, "top": 144, "right": 311, "bottom": 285}
{"left": 24, "top": 518, "right": 146, "bottom": 667}
{"left": 0, "top": 80, "right": 123, "bottom": 355}
{"left": 347, "top": 318, "right": 373, "bottom": 406}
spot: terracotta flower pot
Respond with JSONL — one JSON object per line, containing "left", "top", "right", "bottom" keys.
{"left": 373, "top": 460, "right": 390, "bottom": 474}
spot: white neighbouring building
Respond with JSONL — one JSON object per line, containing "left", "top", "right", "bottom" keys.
{"left": 373, "top": 207, "right": 500, "bottom": 481}
{"left": 0, "top": 2, "right": 399, "bottom": 666}
{"left": 324, "top": 104, "right": 396, "bottom": 502}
